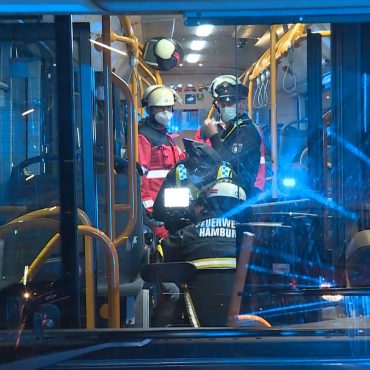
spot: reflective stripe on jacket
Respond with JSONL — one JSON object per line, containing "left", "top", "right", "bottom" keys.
{"left": 253, "top": 123, "right": 266, "bottom": 191}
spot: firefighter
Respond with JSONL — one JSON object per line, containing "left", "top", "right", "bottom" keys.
{"left": 158, "top": 179, "right": 247, "bottom": 326}
{"left": 139, "top": 84, "right": 184, "bottom": 238}
{"left": 152, "top": 138, "right": 233, "bottom": 234}
{"left": 202, "top": 74, "right": 266, "bottom": 197}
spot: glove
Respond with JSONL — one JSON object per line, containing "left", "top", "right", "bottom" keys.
{"left": 144, "top": 211, "right": 165, "bottom": 228}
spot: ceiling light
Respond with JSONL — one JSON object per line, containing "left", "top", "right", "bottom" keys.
{"left": 198, "top": 63, "right": 203, "bottom": 67}
{"left": 179, "top": 63, "right": 183, "bottom": 67}
{"left": 190, "top": 40, "right": 206, "bottom": 51}
{"left": 186, "top": 54, "right": 200, "bottom": 63}
{"left": 196, "top": 25, "right": 213, "bottom": 37}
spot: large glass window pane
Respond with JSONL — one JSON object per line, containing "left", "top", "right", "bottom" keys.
{"left": 0, "top": 19, "right": 63, "bottom": 330}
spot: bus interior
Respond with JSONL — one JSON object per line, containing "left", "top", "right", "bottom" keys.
{"left": 0, "top": 3, "right": 370, "bottom": 368}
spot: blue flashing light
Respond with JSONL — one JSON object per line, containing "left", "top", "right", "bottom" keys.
{"left": 282, "top": 177, "right": 296, "bottom": 188}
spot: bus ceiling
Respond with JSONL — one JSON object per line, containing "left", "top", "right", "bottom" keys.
{"left": 1, "top": 0, "right": 370, "bottom": 22}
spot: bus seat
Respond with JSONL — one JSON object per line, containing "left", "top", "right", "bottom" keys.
{"left": 279, "top": 124, "right": 306, "bottom": 170}
{"left": 236, "top": 221, "right": 322, "bottom": 325}
{"left": 252, "top": 211, "right": 325, "bottom": 271}
{"left": 8, "top": 154, "right": 83, "bottom": 211}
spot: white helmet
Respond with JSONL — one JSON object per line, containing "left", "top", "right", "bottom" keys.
{"left": 207, "top": 180, "right": 246, "bottom": 201}
{"left": 142, "top": 85, "right": 176, "bottom": 107}
{"left": 209, "top": 74, "right": 248, "bottom": 102}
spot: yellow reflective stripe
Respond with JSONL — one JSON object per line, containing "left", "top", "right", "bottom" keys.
{"left": 217, "top": 163, "right": 233, "bottom": 180}
{"left": 221, "top": 119, "right": 244, "bottom": 142}
{"left": 156, "top": 243, "right": 164, "bottom": 258}
{"left": 191, "top": 257, "right": 236, "bottom": 270}
{"left": 175, "top": 164, "right": 199, "bottom": 200}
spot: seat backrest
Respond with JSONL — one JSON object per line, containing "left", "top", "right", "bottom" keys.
{"left": 236, "top": 221, "right": 323, "bottom": 325}
{"left": 279, "top": 125, "right": 307, "bottom": 169}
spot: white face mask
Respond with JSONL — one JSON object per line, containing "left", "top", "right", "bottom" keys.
{"left": 155, "top": 110, "right": 173, "bottom": 126}
{"left": 220, "top": 104, "right": 237, "bottom": 123}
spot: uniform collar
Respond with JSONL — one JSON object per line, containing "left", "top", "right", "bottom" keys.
{"left": 221, "top": 113, "right": 251, "bottom": 141}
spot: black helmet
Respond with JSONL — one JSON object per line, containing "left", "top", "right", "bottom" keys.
{"left": 183, "top": 138, "right": 222, "bottom": 184}
{"left": 209, "top": 74, "right": 248, "bottom": 103}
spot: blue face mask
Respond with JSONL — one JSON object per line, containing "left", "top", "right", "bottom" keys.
{"left": 220, "top": 104, "right": 237, "bottom": 122}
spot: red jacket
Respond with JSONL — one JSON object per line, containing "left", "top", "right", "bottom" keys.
{"left": 254, "top": 123, "right": 266, "bottom": 191}
{"left": 138, "top": 117, "right": 184, "bottom": 214}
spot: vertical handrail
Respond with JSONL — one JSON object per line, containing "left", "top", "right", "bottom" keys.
{"left": 248, "top": 80, "right": 254, "bottom": 119}
{"left": 78, "top": 225, "right": 120, "bottom": 328}
{"left": 227, "top": 231, "right": 254, "bottom": 326}
{"left": 118, "top": 15, "right": 142, "bottom": 126}
{"left": 111, "top": 72, "right": 139, "bottom": 248}
{"left": 270, "top": 25, "right": 278, "bottom": 198}
{"left": 102, "top": 15, "right": 116, "bottom": 240}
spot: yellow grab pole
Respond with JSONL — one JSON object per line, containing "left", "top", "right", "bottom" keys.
{"left": 10, "top": 207, "right": 96, "bottom": 328}
{"left": 22, "top": 225, "right": 119, "bottom": 329}
{"left": 248, "top": 80, "right": 254, "bottom": 119}
{"left": 24, "top": 233, "right": 61, "bottom": 282}
{"left": 140, "top": 75, "right": 152, "bottom": 88}
{"left": 154, "top": 70, "right": 162, "bottom": 85}
{"left": 78, "top": 225, "right": 120, "bottom": 328}
{"left": 110, "top": 33, "right": 137, "bottom": 47}
{"left": 137, "top": 73, "right": 145, "bottom": 118}
{"left": 206, "top": 105, "right": 215, "bottom": 119}
{"left": 112, "top": 73, "right": 139, "bottom": 247}
{"left": 138, "top": 59, "right": 158, "bottom": 85}
{"left": 83, "top": 234, "right": 95, "bottom": 329}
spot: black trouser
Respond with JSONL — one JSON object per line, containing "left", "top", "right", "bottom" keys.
{"left": 151, "top": 282, "right": 181, "bottom": 327}
{"left": 187, "top": 270, "right": 235, "bottom": 327}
